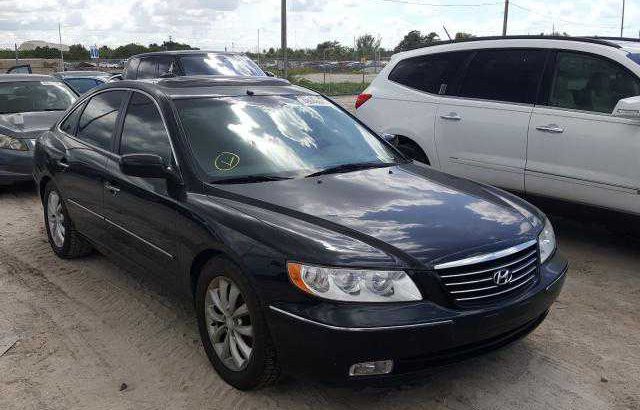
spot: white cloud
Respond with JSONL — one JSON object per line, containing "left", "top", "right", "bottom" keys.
{"left": 0, "top": 0, "right": 635, "bottom": 52}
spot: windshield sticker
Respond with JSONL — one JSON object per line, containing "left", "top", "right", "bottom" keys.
{"left": 296, "top": 95, "right": 331, "bottom": 106}
{"left": 214, "top": 152, "right": 240, "bottom": 171}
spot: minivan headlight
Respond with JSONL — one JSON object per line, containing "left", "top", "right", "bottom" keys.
{"left": 538, "top": 218, "right": 556, "bottom": 264}
{"left": 0, "top": 134, "right": 28, "bottom": 151}
{"left": 287, "top": 263, "right": 422, "bottom": 302}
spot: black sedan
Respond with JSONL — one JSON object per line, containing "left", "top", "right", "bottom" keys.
{"left": 33, "top": 76, "right": 567, "bottom": 390}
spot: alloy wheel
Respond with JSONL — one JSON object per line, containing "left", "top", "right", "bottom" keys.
{"left": 47, "top": 191, "right": 66, "bottom": 248}
{"left": 205, "top": 276, "right": 254, "bottom": 371}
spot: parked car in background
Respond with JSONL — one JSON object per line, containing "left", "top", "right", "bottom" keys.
{"left": 33, "top": 76, "right": 566, "bottom": 389}
{"left": 356, "top": 36, "right": 640, "bottom": 216}
{"left": 0, "top": 74, "right": 76, "bottom": 185}
{"left": 122, "top": 50, "right": 266, "bottom": 80}
{"left": 53, "top": 71, "right": 111, "bottom": 94}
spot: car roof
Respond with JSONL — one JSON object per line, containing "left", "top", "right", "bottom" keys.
{"left": 0, "top": 74, "right": 61, "bottom": 83}
{"left": 130, "top": 50, "right": 245, "bottom": 58}
{"left": 55, "top": 71, "right": 111, "bottom": 78}
{"left": 102, "top": 75, "right": 314, "bottom": 99}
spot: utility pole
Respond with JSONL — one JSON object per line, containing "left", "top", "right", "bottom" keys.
{"left": 621, "top": 0, "right": 626, "bottom": 37}
{"left": 281, "top": 0, "right": 287, "bottom": 79}
{"left": 58, "top": 22, "right": 64, "bottom": 71}
{"left": 14, "top": 43, "right": 18, "bottom": 64}
{"left": 502, "top": 0, "right": 509, "bottom": 36}
{"left": 257, "top": 29, "right": 260, "bottom": 67}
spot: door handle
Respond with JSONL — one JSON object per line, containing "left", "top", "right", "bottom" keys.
{"left": 536, "top": 124, "right": 565, "bottom": 134}
{"left": 440, "top": 112, "right": 462, "bottom": 121}
{"left": 56, "top": 157, "right": 69, "bottom": 170}
{"left": 104, "top": 181, "right": 121, "bottom": 196}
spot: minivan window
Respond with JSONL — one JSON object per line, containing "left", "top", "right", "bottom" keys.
{"left": 120, "top": 92, "right": 172, "bottom": 161}
{"left": 156, "top": 56, "right": 175, "bottom": 77}
{"left": 549, "top": 52, "right": 640, "bottom": 114}
{"left": 77, "top": 91, "right": 126, "bottom": 150}
{"left": 137, "top": 59, "right": 156, "bottom": 79}
{"left": 457, "top": 49, "right": 546, "bottom": 104}
{"left": 175, "top": 95, "right": 398, "bottom": 181}
{"left": 124, "top": 58, "right": 140, "bottom": 80}
{"left": 179, "top": 54, "right": 265, "bottom": 76}
{"left": 388, "top": 51, "right": 469, "bottom": 94}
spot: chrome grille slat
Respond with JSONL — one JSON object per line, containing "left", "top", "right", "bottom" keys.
{"left": 435, "top": 242, "right": 540, "bottom": 307}
{"left": 439, "top": 249, "right": 538, "bottom": 279}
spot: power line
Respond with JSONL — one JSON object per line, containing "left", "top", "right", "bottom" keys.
{"left": 509, "top": 1, "right": 620, "bottom": 30}
{"left": 376, "top": 0, "right": 502, "bottom": 6}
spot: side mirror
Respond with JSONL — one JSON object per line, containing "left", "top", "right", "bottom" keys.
{"left": 120, "top": 153, "right": 173, "bottom": 179}
{"left": 612, "top": 96, "right": 640, "bottom": 120}
{"left": 265, "top": 71, "right": 276, "bottom": 77}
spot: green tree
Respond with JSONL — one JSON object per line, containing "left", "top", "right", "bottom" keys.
{"left": 394, "top": 31, "right": 439, "bottom": 52}
{"left": 64, "top": 44, "right": 89, "bottom": 61}
{"left": 356, "top": 34, "right": 381, "bottom": 60}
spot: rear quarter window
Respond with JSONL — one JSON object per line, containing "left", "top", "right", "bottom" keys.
{"left": 388, "top": 51, "right": 469, "bottom": 94}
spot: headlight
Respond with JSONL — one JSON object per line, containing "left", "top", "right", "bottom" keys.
{"left": 287, "top": 262, "right": 422, "bottom": 302}
{"left": 0, "top": 134, "right": 28, "bottom": 151}
{"left": 538, "top": 218, "right": 556, "bottom": 264}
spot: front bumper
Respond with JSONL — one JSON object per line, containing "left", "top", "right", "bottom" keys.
{"left": 0, "top": 149, "right": 34, "bottom": 185}
{"left": 267, "top": 251, "right": 567, "bottom": 382}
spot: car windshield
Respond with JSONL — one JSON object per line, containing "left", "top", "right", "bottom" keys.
{"left": 175, "top": 95, "right": 400, "bottom": 182}
{"left": 0, "top": 81, "right": 76, "bottom": 114}
{"left": 179, "top": 54, "right": 265, "bottom": 77}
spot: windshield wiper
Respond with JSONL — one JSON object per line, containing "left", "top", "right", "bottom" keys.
{"left": 210, "top": 175, "right": 293, "bottom": 184}
{"left": 305, "top": 162, "right": 395, "bottom": 178}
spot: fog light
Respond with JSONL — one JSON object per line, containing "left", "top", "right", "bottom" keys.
{"left": 348, "top": 360, "right": 394, "bottom": 376}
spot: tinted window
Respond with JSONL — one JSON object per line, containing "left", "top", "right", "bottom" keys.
{"left": 60, "top": 103, "right": 84, "bottom": 135}
{"left": 179, "top": 54, "right": 265, "bottom": 76}
{"left": 77, "top": 91, "right": 126, "bottom": 150}
{"left": 175, "top": 95, "right": 399, "bottom": 181}
{"left": 156, "top": 57, "right": 175, "bottom": 77}
{"left": 388, "top": 52, "right": 468, "bottom": 94}
{"left": 457, "top": 49, "right": 546, "bottom": 104}
{"left": 65, "top": 78, "right": 99, "bottom": 94}
{"left": 549, "top": 52, "right": 640, "bottom": 114}
{"left": 137, "top": 58, "right": 156, "bottom": 79}
{"left": 0, "top": 81, "right": 76, "bottom": 114}
{"left": 124, "top": 58, "right": 140, "bottom": 80}
{"left": 120, "top": 92, "right": 171, "bottom": 161}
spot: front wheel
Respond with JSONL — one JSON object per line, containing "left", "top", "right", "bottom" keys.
{"left": 195, "top": 258, "right": 280, "bottom": 390}
{"left": 43, "top": 182, "right": 93, "bottom": 259}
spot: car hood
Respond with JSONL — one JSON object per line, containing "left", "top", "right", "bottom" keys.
{"left": 205, "top": 163, "right": 543, "bottom": 268}
{"left": 0, "top": 111, "right": 63, "bottom": 138}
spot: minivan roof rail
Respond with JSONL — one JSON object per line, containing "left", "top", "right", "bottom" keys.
{"left": 584, "top": 36, "right": 640, "bottom": 43}
{"left": 411, "top": 35, "right": 622, "bottom": 50}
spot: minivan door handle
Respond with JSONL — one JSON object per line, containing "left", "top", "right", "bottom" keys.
{"left": 104, "top": 181, "right": 121, "bottom": 196}
{"left": 440, "top": 112, "right": 462, "bottom": 121}
{"left": 536, "top": 124, "right": 565, "bottom": 134}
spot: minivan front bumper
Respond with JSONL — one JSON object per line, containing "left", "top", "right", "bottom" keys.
{"left": 267, "top": 251, "right": 567, "bottom": 383}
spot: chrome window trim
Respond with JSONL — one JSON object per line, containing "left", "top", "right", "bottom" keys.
{"left": 269, "top": 306, "right": 453, "bottom": 332}
{"left": 434, "top": 239, "right": 537, "bottom": 270}
{"left": 55, "top": 87, "right": 182, "bottom": 173}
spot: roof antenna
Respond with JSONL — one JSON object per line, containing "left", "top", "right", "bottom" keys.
{"left": 246, "top": 90, "right": 255, "bottom": 96}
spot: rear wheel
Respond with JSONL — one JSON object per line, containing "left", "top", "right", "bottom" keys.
{"left": 43, "top": 182, "right": 93, "bottom": 259}
{"left": 196, "top": 258, "right": 280, "bottom": 390}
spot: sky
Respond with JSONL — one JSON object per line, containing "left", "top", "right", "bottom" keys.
{"left": 0, "top": 0, "right": 636, "bottom": 52}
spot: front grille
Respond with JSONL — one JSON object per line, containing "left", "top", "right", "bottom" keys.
{"left": 435, "top": 241, "right": 539, "bottom": 307}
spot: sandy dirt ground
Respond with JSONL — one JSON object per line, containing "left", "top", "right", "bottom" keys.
{"left": 0, "top": 96, "right": 639, "bottom": 409}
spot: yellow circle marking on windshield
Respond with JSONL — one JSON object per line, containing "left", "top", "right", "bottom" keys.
{"left": 214, "top": 152, "right": 240, "bottom": 171}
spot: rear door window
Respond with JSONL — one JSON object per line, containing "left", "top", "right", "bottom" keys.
{"left": 60, "top": 104, "right": 84, "bottom": 135}
{"left": 137, "top": 58, "right": 156, "bottom": 79}
{"left": 457, "top": 49, "right": 547, "bottom": 104}
{"left": 388, "top": 51, "right": 469, "bottom": 94}
{"left": 76, "top": 91, "right": 126, "bottom": 150}
{"left": 549, "top": 52, "right": 640, "bottom": 114}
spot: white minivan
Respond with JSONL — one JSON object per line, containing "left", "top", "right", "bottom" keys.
{"left": 355, "top": 36, "right": 640, "bottom": 215}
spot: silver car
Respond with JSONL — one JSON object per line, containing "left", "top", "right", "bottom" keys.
{"left": 0, "top": 74, "right": 76, "bottom": 185}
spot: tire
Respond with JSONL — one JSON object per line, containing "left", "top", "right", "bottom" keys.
{"left": 195, "top": 258, "right": 280, "bottom": 390}
{"left": 397, "top": 139, "right": 429, "bottom": 165}
{"left": 43, "top": 182, "right": 93, "bottom": 259}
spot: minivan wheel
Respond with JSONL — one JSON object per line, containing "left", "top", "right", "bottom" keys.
{"left": 43, "top": 182, "right": 93, "bottom": 259}
{"left": 397, "top": 138, "right": 430, "bottom": 165}
{"left": 195, "top": 258, "right": 280, "bottom": 390}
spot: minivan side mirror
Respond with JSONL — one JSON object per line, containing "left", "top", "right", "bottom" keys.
{"left": 120, "top": 153, "right": 173, "bottom": 179}
{"left": 612, "top": 96, "right": 640, "bottom": 120}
